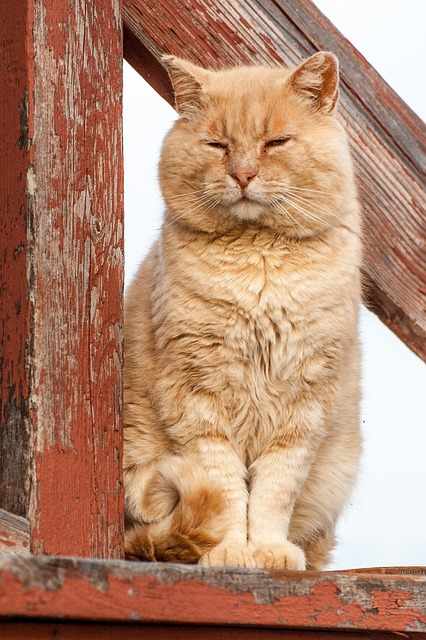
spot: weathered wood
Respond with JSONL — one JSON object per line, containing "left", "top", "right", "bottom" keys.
{"left": 0, "top": 0, "right": 124, "bottom": 557}
{"left": 2, "top": 623, "right": 425, "bottom": 640}
{"left": 123, "top": 0, "right": 426, "bottom": 362}
{"left": 337, "top": 567, "right": 426, "bottom": 576}
{"left": 0, "top": 0, "right": 33, "bottom": 520}
{"left": 0, "top": 556, "right": 425, "bottom": 633}
{"left": 0, "top": 509, "right": 30, "bottom": 555}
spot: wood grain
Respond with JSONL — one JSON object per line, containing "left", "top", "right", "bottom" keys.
{"left": 0, "top": 556, "right": 425, "bottom": 633}
{"left": 0, "top": 509, "right": 30, "bottom": 555}
{"left": 123, "top": 0, "right": 426, "bottom": 361}
{"left": 0, "top": 0, "right": 124, "bottom": 557}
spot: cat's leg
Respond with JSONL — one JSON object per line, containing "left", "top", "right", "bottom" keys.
{"left": 153, "top": 378, "right": 254, "bottom": 567}
{"left": 289, "top": 418, "right": 361, "bottom": 570}
{"left": 247, "top": 442, "right": 311, "bottom": 570}
{"left": 287, "top": 358, "right": 361, "bottom": 570}
{"left": 126, "top": 436, "right": 253, "bottom": 566}
{"left": 247, "top": 355, "right": 361, "bottom": 572}
{"left": 191, "top": 437, "right": 256, "bottom": 567}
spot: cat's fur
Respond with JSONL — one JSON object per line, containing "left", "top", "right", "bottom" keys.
{"left": 124, "top": 52, "right": 362, "bottom": 570}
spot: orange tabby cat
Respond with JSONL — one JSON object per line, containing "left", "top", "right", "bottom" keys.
{"left": 124, "top": 52, "right": 362, "bottom": 570}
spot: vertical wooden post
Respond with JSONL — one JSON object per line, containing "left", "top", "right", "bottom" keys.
{"left": 0, "top": 2, "right": 32, "bottom": 523}
{"left": 0, "top": 0, "right": 124, "bottom": 557}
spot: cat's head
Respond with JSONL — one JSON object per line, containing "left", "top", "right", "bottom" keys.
{"left": 159, "top": 53, "right": 356, "bottom": 237}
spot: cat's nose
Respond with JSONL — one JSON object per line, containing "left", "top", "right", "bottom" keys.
{"left": 230, "top": 165, "right": 258, "bottom": 189}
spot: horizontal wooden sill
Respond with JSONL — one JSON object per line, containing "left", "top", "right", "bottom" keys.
{"left": 0, "top": 555, "right": 425, "bottom": 636}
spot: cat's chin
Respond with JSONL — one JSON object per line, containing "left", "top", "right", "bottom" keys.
{"left": 230, "top": 199, "right": 265, "bottom": 222}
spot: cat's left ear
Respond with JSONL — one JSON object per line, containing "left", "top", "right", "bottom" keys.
{"left": 163, "top": 55, "right": 209, "bottom": 118}
{"left": 289, "top": 52, "right": 339, "bottom": 114}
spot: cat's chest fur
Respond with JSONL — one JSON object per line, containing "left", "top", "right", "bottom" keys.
{"left": 180, "top": 228, "right": 348, "bottom": 331}
{"left": 171, "top": 226, "right": 356, "bottom": 460}
{"left": 158, "top": 227, "right": 357, "bottom": 459}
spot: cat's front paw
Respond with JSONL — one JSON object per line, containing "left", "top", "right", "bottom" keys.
{"left": 199, "top": 543, "right": 256, "bottom": 568}
{"left": 250, "top": 541, "right": 306, "bottom": 570}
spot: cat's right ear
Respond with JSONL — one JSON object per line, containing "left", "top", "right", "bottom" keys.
{"left": 162, "top": 56, "right": 208, "bottom": 119}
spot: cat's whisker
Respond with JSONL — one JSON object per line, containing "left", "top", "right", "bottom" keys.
{"left": 285, "top": 204, "right": 334, "bottom": 231}
{"left": 279, "top": 195, "right": 335, "bottom": 231}
{"left": 163, "top": 193, "right": 221, "bottom": 229}
{"left": 166, "top": 189, "right": 208, "bottom": 201}
{"left": 179, "top": 200, "right": 212, "bottom": 214}
{"left": 285, "top": 185, "right": 345, "bottom": 199}
{"left": 289, "top": 202, "right": 337, "bottom": 229}
{"left": 284, "top": 191, "right": 343, "bottom": 222}
{"left": 270, "top": 183, "right": 345, "bottom": 200}
{"left": 284, "top": 193, "right": 357, "bottom": 235}
{"left": 204, "top": 198, "right": 222, "bottom": 215}
{"left": 270, "top": 198, "right": 304, "bottom": 235}
{"left": 167, "top": 195, "right": 212, "bottom": 209}
{"left": 183, "top": 196, "right": 219, "bottom": 215}
{"left": 162, "top": 210, "right": 188, "bottom": 230}
{"left": 169, "top": 193, "right": 216, "bottom": 212}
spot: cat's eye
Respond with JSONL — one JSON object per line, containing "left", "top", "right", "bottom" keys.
{"left": 265, "top": 137, "right": 291, "bottom": 148}
{"left": 207, "top": 141, "right": 228, "bottom": 149}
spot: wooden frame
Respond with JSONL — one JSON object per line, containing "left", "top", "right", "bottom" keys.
{"left": 123, "top": 0, "right": 426, "bottom": 362}
{"left": 1, "top": 0, "right": 425, "bottom": 635}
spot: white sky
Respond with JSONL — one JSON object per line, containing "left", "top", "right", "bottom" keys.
{"left": 123, "top": 1, "right": 426, "bottom": 569}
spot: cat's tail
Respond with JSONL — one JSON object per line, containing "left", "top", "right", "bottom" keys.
{"left": 125, "top": 457, "right": 227, "bottom": 563}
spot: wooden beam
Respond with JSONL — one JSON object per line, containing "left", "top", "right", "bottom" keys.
{"left": 123, "top": 0, "right": 426, "bottom": 362}
{"left": 0, "top": 556, "right": 425, "bottom": 633}
{"left": 0, "top": 0, "right": 124, "bottom": 557}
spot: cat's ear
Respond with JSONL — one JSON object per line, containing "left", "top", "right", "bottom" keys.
{"left": 289, "top": 52, "right": 339, "bottom": 114}
{"left": 163, "top": 55, "right": 209, "bottom": 118}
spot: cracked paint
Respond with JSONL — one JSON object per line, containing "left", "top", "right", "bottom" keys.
{"left": 0, "top": 557, "right": 424, "bottom": 632}
{"left": 1, "top": 0, "right": 124, "bottom": 557}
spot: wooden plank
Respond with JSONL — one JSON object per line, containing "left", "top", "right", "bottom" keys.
{"left": 0, "top": 556, "right": 425, "bottom": 633}
{"left": 122, "top": 0, "right": 426, "bottom": 362}
{"left": 0, "top": 509, "right": 30, "bottom": 555}
{"left": 2, "top": 623, "right": 425, "bottom": 640}
{"left": 0, "top": 0, "right": 124, "bottom": 557}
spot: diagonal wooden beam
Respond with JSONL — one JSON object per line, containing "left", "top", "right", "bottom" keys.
{"left": 123, "top": 0, "right": 426, "bottom": 362}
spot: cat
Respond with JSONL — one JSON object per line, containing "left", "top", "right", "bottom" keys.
{"left": 123, "top": 51, "right": 362, "bottom": 571}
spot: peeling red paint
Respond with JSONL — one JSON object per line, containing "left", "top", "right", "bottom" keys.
{"left": 28, "top": 0, "right": 124, "bottom": 559}
{"left": 0, "top": 0, "right": 35, "bottom": 519}
{"left": 370, "top": 590, "right": 426, "bottom": 629}
{"left": 0, "top": 559, "right": 425, "bottom": 633}
{"left": 1, "top": 0, "right": 124, "bottom": 557}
